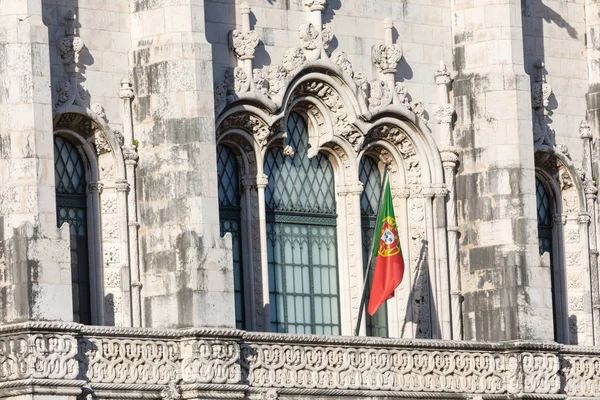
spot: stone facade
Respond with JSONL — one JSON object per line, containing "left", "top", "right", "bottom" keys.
{"left": 1, "top": 0, "right": 600, "bottom": 398}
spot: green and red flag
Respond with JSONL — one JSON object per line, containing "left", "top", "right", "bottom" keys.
{"left": 367, "top": 177, "right": 405, "bottom": 316}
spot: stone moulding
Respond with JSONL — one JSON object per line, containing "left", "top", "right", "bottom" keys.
{"left": 0, "top": 323, "right": 598, "bottom": 398}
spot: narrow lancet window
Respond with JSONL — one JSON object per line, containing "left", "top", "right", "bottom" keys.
{"left": 217, "top": 144, "right": 245, "bottom": 329}
{"left": 359, "top": 156, "right": 389, "bottom": 337}
{"left": 54, "top": 136, "right": 91, "bottom": 324}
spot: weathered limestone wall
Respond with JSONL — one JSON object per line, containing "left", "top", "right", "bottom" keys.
{"left": 452, "top": 0, "right": 554, "bottom": 341}
{"left": 522, "top": 0, "right": 587, "bottom": 163}
{"left": 42, "top": 0, "right": 131, "bottom": 128}
{"left": 130, "top": 0, "right": 235, "bottom": 328}
{"left": 206, "top": 0, "right": 453, "bottom": 140}
{"left": 0, "top": 0, "right": 72, "bottom": 322}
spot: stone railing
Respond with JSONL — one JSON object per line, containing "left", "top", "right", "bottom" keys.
{"left": 0, "top": 322, "right": 599, "bottom": 399}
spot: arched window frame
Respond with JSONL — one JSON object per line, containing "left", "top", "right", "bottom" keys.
{"left": 54, "top": 129, "right": 104, "bottom": 325}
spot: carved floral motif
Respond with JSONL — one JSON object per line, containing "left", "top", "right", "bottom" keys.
{"left": 371, "top": 44, "right": 402, "bottom": 73}
{"left": 230, "top": 30, "right": 260, "bottom": 60}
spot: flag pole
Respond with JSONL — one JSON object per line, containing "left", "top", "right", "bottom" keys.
{"left": 354, "top": 164, "right": 389, "bottom": 336}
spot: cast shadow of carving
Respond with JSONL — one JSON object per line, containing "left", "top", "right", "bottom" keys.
{"left": 322, "top": 0, "right": 342, "bottom": 25}
{"left": 401, "top": 239, "right": 439, "bottom": 338}
{"left": 76, "top": 337, "right": 98, "bottom": 381}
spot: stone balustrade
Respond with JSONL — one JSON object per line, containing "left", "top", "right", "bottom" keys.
{"left": 0, "top": 322, "right": 598, "bottom": 399}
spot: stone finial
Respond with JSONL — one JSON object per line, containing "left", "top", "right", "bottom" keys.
{"left": 119, "top": 78, "right": 134, "bottom": 99}
{"left": 302, "top": 0, "right": 326, "bottom": 12}
{"left": 371, "top": 44, "right": 402, "bottom": 73}
{"left": 372, "top": 19, "right": 401, "bottom": 73}
{"left": 435, "top": 61, "right": 451, "bottom": 85}
{"left": 57, "top": 10, "right": 83, "bottom": 74}
{"left": 580, "top": 120, "right": 592, "bottom": 139}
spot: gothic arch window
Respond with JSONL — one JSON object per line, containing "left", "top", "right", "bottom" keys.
{"left": 217, "top": 144, "right": 245, "bottom": 329}
{"left": 54, "top": 136, "right": 92, "bottom": 324}
{"left": 265, "top": 112, "right": 340, "bottom": 334}
{"left": 359, "top": 155, "right": 389, "bottom": 337}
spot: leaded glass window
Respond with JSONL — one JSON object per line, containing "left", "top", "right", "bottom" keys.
{"left": 536, "top": 177, "right": 552, "bottom": 256}
{"left": 359, "top": 156, "right": 389, "bottom": 337}
{"left": 54, "top": 136, "right": 91, "bottom": 324}
{"left": 217, "top": 145, "right": 245, "bottom": 329}
{"left": 265, "top": 112, "right": 340, "bottom": 334}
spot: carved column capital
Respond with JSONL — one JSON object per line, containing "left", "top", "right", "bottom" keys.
{"left": 392, "top": 187, "right": 411, "bottom": 199}
{"left": 580, "top": 119, "right": 592, "bottom": 139}
{"left": 434, "top": 61, "right": 452, "bottom": 86}
{"left": 119, "top": 78, "right": 135, "bottom": 99}
{"left": 337, "top": 182, "right": 364, "bottom": 196}
{"left": 123, "top": 145, "right": 139, "bottom": 163}
{"left": 115, "top": 180, "right": 130, "bottom": 192}
{"left": 553, "top": 213, "right": 567, "bottom": 225}
{"left": 87, "top": 182, "right": 104, "bottom": 194}
{"left": 440, "top": 146, "right": 459, "bottom": 169}
{"left": 302, "top": 0, "right": 326, "bottom": 12}
{"left": 371, "top": 44, "right": 402, "bottom": 73}
{"left": 230, "top": 30, "right": 259, "bottom": 60}
{"left": 578, "top": 213, "right": 591, "bottom": 225}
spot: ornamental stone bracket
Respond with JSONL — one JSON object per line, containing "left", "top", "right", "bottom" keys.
{"left": 0, "top": 323, "right": 598, "bottom": 398}
{"left": 54, "top": 10, "right": 89, "bottom": 114}
{"left": 532, "top": 59, "right": 556, "bottom": 152}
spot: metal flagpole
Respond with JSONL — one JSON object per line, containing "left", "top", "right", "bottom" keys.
{"left": 354, "top": 164, "right": 389, "bottom": 336}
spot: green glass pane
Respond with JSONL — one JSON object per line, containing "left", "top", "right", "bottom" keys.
{"left": 217, "top": 145, "right": 245, "bottom": 329}
{"left": 266, "top": 113, "right": 340, "bottom": 334}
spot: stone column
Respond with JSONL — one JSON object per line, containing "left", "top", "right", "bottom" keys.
{"left": 452, "top": 0, "right": 553, "bottom": 341}
{"left": 229, "top": 3, "right": 258, "bottom": 92}
{"left": 422, "top": 188, "right": 440, "bottom": 338}
{"left": 119, "top": 79, "right": 141, "bottom": 327}
{"left": 433, "top": 187, "right": 451, "bottom": 339}
{"left": 255, "top": 174, "right": 270, "bottom": 330}
{"left": 131, "top": 1, "right": 234, "bottom": 328}
{"left": 0, "top": 0, "right": 72, "bottom": 322}
{"left": 434, "top": 61, "right": 462, "bottom": 340}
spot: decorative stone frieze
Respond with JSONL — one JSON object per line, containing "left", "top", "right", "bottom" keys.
{"left": 0, "top": 323, "right": 597, "bottom": 397}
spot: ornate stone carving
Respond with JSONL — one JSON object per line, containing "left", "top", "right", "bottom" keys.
{"left": 371, "top": 43, "right": 402, "bottom": 73}
{"left": 298, "top": 24, "right": 332, "bottom": 53}
{"left": 434, "top": 61, "right": 452, "bottom": 85}
{"left": 91, "top": 103, "right": 107, "bottom": 122}
{"left": 230, "top": 30, "right": 260, "bottom": 60}
{"left": 161, "top": 381, "right": 181, "bottom": 400}
{"left": 580, "top": 119, "right": 592, "bottom": 139}
{"left": 56, "top": 11, "right": 83, "bottom": 73}
{"left": 181, "top": 340, "right": 240, "bottom": 383}
{"left": 94, "top": 131, "right": 111, "bottom": 155}
{"left": 367, "top": 81, "right": 393, "bottom": 111}
{"left": 218, "top": 113, "right": 271, "bottom": 149}
{"left": 282, "top": 47, "right": 306, "bottom": 73}
{"left": 334, "top": 52, "right": 354, "bottom": 77}
{"left": 433, "top": 104, "right": 454, "bottom": 124}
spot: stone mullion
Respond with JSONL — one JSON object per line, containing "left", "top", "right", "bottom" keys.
{"left": 87, "top": 182, "right": 105, "bottom": 325}
{"left": 422, "top": 190, "right": 439, "bottom": 339}
{"left": 433, "top": 188, "right": 451, "bottom": 340}
{"left": 241, "top": 176, "right": 260, "bottom": 331}
{"left": 392, "top": 187, "right": 411, "bottom": 338}
{"left": 552, "top": 214, "right": 569, "bottom": 343}
{"left": 255, "top": 174, "right": 271, "bottom": 331}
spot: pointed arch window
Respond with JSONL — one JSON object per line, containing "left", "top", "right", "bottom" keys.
{"left": 359, "top": 156, "right": 389, "bottom": 337}
{"left": 265, "top": 112, "right": 340, "bottom": 334}
{"left": 536, "top": 177, "right": 553, "bottom": 256}
{"left": 217, "top": 144, "right": 245, "bottom": 330}
{"left": 54, "top": 136, "right": 91, "bottom": 324}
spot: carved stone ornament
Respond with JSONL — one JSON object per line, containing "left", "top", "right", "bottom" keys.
{"left": 434, "top": 61, "right": 452, "bottom": 85}
{"left": 160, "top": 381, "right": 181, "bottom": 400}
{"left": 531, "top": 60, "right": 551, "bottom": 114}
{"left": 580, "top": 119, "right": 592, "bottom": 139}
{"left": 230, "top": 29, "right": 260, "bottom": 60}
{"left": 433, "top": 104, "right": 454, "bottom": 124}
{"left": 94, "top": 131, "right": 111, "bottom": 155}
{"left": 56, "top": 11, "right": 83, "bottom": 73}
{"left": 91, "top": 103, "right": 107, "bottom": 122}
{"left": 371, "top": 43, "right": 402, "bottom": 73}
{"left": 298, "top": 23, "right": 332, "bottom": 53}
{"left": 282, "top": 47, "right": 307, "bottom": 73}
{"left": 368, "top": 81, "right": 393, "bottom": 111}
{"left": 218, "top": 113, "right": 271, "bottom": 149}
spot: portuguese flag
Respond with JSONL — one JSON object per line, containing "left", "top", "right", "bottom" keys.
{"left": 367, "top": 177, "right": 405, "bottom": 316}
